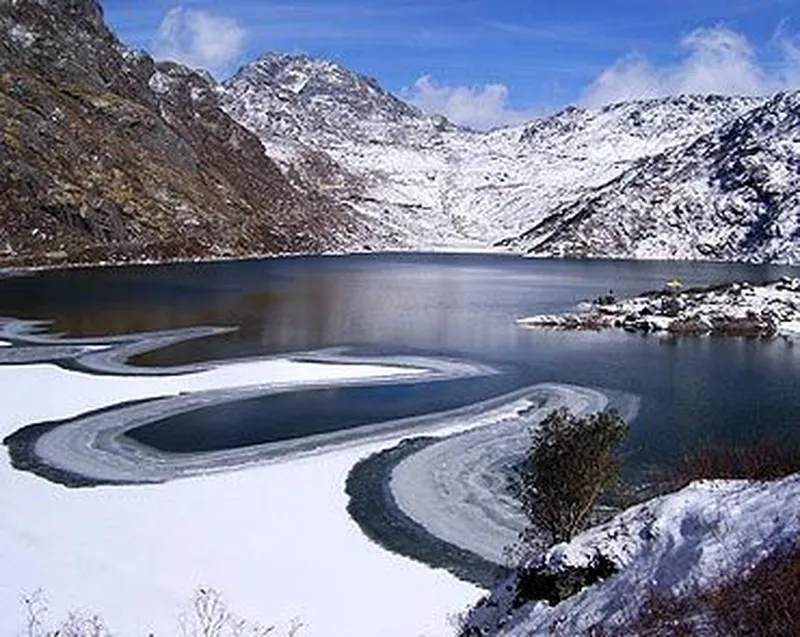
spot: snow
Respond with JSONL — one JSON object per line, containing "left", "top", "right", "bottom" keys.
{"left": 517, "top": 278, "right": 800, "bottom": 338}
{"left": 779, "top": 319, "right": 800, "bottom": 337}
{"left": 512, "top": 92, "right": 800, "bottom": 263}
{"left": 8, "top": 23, "right": 36, "bottom": 47}
{"left": 466, "top": 475, "right": 800, "bottom": 635}
{"left": 217, "top": 53, "right": 800, "bottom": 264}
{"left": 0, "top": 358, "right": 481, "bottom": 637}
{"left": 148, "top": 70, "right": 174, "bottom": 95}
{"left": 390, "top": 385, "right": 614, "bottom": 564}
{"left": 218, "top": 65, "right": 770, "bottom": 257}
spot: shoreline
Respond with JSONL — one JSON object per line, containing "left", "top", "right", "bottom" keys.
{"left": 4, "top": 249, "right": 800, "bottom": 277}
{"left": 346, "top": 436, "right": 505, "bottom": 588}
{"left": 345, "top": 384, "right": 639, "bottom": 587}
{"left": 0, "top": 246, "right": 517, "bottom": 275}
{"left": 518, "top": 277, "right": 800, "bottom": 339}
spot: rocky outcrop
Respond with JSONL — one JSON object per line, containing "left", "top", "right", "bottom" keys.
{"left": 517, "top": 277, "right": 800, "bottom": 338}
{"left": 0, "top": 0, "right": 368, "bottom": 267}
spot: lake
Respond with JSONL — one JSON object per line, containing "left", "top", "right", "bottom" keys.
{"left": 2, "top": 253, "right": 799, "bottom": 476}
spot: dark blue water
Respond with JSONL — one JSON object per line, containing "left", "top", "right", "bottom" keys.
{"left": 128, "top": 372, "right": 526, "bottom": 453}
{"left": 2, "top": 253, "right": 799, "bottom": 473}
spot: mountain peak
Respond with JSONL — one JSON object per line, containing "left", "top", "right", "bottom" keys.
{"left": 221, "top": 51, "right": 453, "bottom": 143}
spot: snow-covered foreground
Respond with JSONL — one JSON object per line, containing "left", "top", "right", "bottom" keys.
{"left": 465, "top": 474, "right": 800, "bottom": 635}
{"left": 0, "top": 359, "right": 482, "bottom": 637}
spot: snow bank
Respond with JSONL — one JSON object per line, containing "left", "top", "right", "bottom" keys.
{"left": 0, "top": 352, "right": 482, "bottom": 636}
{"left": 465, "top": 475, "right": 800, "bottom": 636}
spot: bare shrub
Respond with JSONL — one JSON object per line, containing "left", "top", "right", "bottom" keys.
{"left": 19, "top": 590, "right": 112, "bottom": 637}
{"left": 20, "top": 588, "right": 302, "bottom": 637}
{"left": 180, "top": 587, "right": 302, "bottom": 637}
{"left": 519, "top": 408, "right": 629, "bottom": 546}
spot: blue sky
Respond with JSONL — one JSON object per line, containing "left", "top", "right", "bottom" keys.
{"left": 102, "top": 0, "right": 800, "bottom": 128}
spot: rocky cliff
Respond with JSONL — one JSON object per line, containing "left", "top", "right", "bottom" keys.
{"left": 0, "top": 0, "right": 368, "bottom": 267}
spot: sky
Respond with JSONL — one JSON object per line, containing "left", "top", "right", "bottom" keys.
{"left": 102, "top": 0, "right": 800, "bottom": 130}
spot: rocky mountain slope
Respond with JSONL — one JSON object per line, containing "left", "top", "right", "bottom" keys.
{"left": 219, "top": 56, "right": 783, "bottom": 257}
{"left": 0, "top": 0, "right": 369, "bottom": 267}
{"left": 219, "top": 53, "right": 459, "bottom": 248}
{"left": 504, "top": 91, "right": 800, "bottom": 263}
{"left": 2, "top": 2, "right": 797, "bottom": 266}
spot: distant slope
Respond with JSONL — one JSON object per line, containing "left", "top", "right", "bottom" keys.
{"left": 0, "top": 0, "right": 369, "bottom": 267}
{"left": 220, "top": 58, "right": 777, "bottom": 258}
{"left": 505, "top": 91, "right": 800, "bottom": 263}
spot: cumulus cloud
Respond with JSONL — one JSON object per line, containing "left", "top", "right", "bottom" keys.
{"left": 153, "top": 7, "right": 246, "bottom": 77}
{"left": 583, "top": 25, "right": 800, "bottom": 107}
{"left": 407, "top": 75, "right": 537, "bottom": 130}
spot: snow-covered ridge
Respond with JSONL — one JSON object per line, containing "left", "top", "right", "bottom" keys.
{"left": 518, "top": 277, "right": 800, "bottom": 338}
{"left": 510, "top": 91, "right": 800, "bottom": 262}
{"left": 463, "top": 474, "right": 800, "bottom": 635}
{"left": 217, "top": 54, "right": 797, "bottom": 260}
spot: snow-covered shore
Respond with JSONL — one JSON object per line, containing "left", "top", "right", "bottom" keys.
{"left": 0, "top": 345, "right": 484, "bottom": 636}
{"left": 518, "top": 277, "right": 800, "bottom": 338}
{"left": 463, "top": 474, "right": 800, "bottom": 635}
{"left": 389, "top": 385, "right": 628, "bottom": 567}
{"left": 346, "top": 385, "right": 639, "bottom": 587}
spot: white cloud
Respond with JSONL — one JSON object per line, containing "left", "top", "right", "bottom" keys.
{"left": 583, "top": 25, "right": 800, "bottom": 107}
{"left": 775, "top": 27, "right": 800, "bottom": 87}
{"left": 407, "top": 75, "right": 537, "bottom": 130}
{"left": 153, "top": 7, "right": 247, "bottom": 78}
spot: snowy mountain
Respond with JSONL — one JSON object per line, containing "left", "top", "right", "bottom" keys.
{"left": 505, "top": 91, "right": 800, "bottom": 263}
{"left": 219, "top": 53, "right": 462, "bottom": 249}
{"left": 219, "top": 57, "right": 792, "bottom": 260}
{"left": 3, "top": 2, "right": 796, "bottom": 268}
{"left": 221, "top": 52, "right": 452, "bottom": 144}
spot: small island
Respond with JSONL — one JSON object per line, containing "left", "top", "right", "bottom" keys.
{"left": 517, "top": 277, "right": 800, "bottom": 338}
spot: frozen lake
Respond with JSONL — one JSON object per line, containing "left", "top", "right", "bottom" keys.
{"left": 1, "top": 253, "right": 799, "bottom": 636}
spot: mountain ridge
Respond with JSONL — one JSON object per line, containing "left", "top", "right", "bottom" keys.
{"left": 505, "top": 90, "right": 800, "bottom": 262}
{"left": 219, "top": 55, "right": 778, "bottom": 257}
{"left": 2, "top": 2, "right": 798, "bottom": 265}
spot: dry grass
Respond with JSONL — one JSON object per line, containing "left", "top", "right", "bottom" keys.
{"left": 656, "top": 435, "right": 800, "bottom": 494}
{"left": 621, "top": 540, "right": 800, "bottom": 636}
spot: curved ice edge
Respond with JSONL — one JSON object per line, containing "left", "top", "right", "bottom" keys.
{"left": 0, "top": 316, "right": 238, "bottom": 375}
{"left": 4, "top": 354, "right": 503, "bottom": 487}
{"left": 346, "top": 383, "right": 639, "bottom": 584}
{"left": 4, "top": 398, "right": 163, "bottom": 488}
{"left": 346, "top": 436, "right": 507, "bottom": 589}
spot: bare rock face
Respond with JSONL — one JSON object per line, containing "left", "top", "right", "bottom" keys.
{"left": 0, "top": 0, "right": 367, "bottom": 266}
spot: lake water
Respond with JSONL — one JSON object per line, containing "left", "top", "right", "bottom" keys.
{"left": 2, "top": 253, "right": 799, "bottom": 476}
